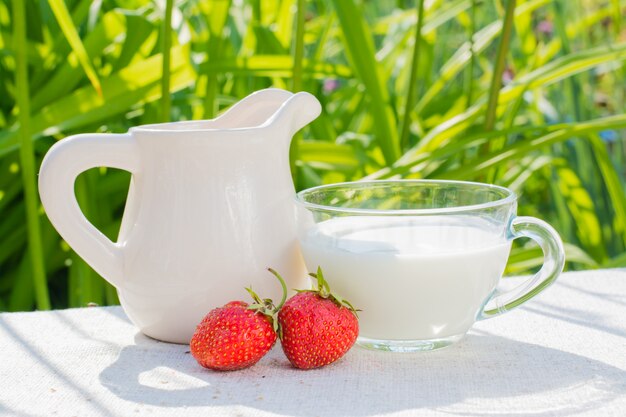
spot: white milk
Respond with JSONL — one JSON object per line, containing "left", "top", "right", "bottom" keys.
{"left": 299, "top": 216, "right": 511, "bottom": 341}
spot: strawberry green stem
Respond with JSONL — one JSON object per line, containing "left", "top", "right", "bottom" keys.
{"left": 309, "top": 266, "right": 331, "bottom": 298}
{"left": 308, "top": 266, "right": 360, "bottom": 318}
{"left": 267, "top": 268, "right": 288, "bottom": 310}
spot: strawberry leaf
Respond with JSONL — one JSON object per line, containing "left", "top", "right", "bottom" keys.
{"left": 308, "top": 266, "right": 359, "bottom": 317}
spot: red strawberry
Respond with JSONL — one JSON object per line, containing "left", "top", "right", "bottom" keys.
{"left": 278, "top": 267, "right": 359, "bottom": 370}
{"left": 190, "top": 270, "right": 288, "bottom": 371}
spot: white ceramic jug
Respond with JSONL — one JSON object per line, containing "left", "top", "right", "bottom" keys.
{"left": 38, "top": 89, "right": 321, "bottom": 343}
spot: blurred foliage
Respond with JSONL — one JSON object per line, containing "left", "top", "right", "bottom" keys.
{"left": 0, "top": 0, "right": 625, "bottom": 310}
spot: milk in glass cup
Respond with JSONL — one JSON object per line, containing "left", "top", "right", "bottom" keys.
{"left": 295, "top": 180, "right": 565, "bottom": 352}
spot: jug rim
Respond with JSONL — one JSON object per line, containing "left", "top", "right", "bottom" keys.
{"left": 295, "top": 179, "right": 518, "bottom": 215}
{"left": 128, "top": 89, "right": 320, "bottom": 135}
{"left": 129, "top": 120, "right": 266, "bottom": 134}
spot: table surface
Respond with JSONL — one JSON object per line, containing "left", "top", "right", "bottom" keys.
{"left": 1, "top": 269, "right": 625, "bottom": 417}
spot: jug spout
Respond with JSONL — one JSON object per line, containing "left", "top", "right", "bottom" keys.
{"left": 209, "top": 88, "right": 321, "bottom": 136}
{"left": 264, "top": 91, "right": 322, "bottom": 137}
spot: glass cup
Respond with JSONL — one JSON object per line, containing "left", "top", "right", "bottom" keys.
{"left": 295, "top": 180, "right": 565, "bottom": 352}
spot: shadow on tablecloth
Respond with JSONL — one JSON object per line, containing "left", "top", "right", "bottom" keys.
{"left": 99, "top": 305, "right": 133, "bottom": 324}
{"left": 0, "top": 314, "right": 120, "bottom": 417}
{"left": 525, "top": 301, "right": 626, "bottom": 340}
{"left": 0, "top": 403, "right": 38, "bottom": 417}
{"left": 98, "top": 331, "right": 626, "bottom": 416}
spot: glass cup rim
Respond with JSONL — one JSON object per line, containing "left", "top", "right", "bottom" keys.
{"left": 295, "top": 179, "right": 517, "bottom": 215}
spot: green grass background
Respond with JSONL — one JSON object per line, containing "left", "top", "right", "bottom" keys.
{"left": 1, "top": 0, "right": 625, "bottom": 310}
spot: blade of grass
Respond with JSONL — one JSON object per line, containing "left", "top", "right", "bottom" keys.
{"left": 499, "top": 153, "right": 550, "bottom": 186}
{"left": 465, "top": 0, "right": 477, "bottom": 107}
{"left": 299, "top": 141, "right": 360, "bottom": 170}
{"left": 506, "top": 243, "right": 598, "bottom": 274}
{"left": 414, "top": 0, "right": 549, "bottom": 115}
{"left": 535, "top": 4, "right": 619, "bottom": 67}
{"left": 310, "top": 10, "right": 334, "bottom": 64}
{"left": 74, "top": 171, "right": 105, "bottom": 306}
{"left": 332, "top": 0, "right": 400, "bottom": 164}
{"left": 483, "top": 0, "right": 515, "bottom": 134}
{"left": 13, "top": 0, "right": 51, "bottom": 310}
{"left": 0, "top": 218, "right": 25, "bottom": 254}
{"left": 502, "top": 44, "right": 626, "bottom": 98}
{"left": 253, "top": 0, "right": 261, "bottom": 26}
{"left": 548, "top": 165, "right": 574, "bottom": 245}
{"left": 72, "top": 176, "right": 94, "bottom": 306}
{"left": 552, "top": 1, "right": 583, "bottom": 121}
{"left": 0, "top": 46, "right": 195, "bottom": 157}
{"left": 399, "top": 0, "right": 425, "bottom": 150}
{"left": 439, "top": 115, "right": 626, "bottom": 179}
{"left": 372, "top": 112, "right": 626, "bottom": 182}
{"left": 554, "top": 165, "right": 607, "bottom": 262}
{"left": 374, "top": 0, "right": 471, "bottom": 36}
{"left": 31, "top": 10, "right": 127, "bottom": 112}
{"left": 200, "top": 56, "right": 352, "bottom": 77}
{"left": 589, "top": 134, "right": 626, "bottom": 247}
{"left": 200, "top": 0, "right": 231, "bottom": 118}
{"left": 551, "top": 1, "right": 598, "bottom": 210}
{"left": 0, "top": 215, "right": 26, "bottom": 266}
{"left": 369, "top": 124, "right": 551, "bottom": 179}
{"left": 161, "top": 0, "right": 174, "bottom": 122}
{"left": 93, "top": 174, "right": 121, "bottom": 306}
{"left": 604, "top": 252, "right": 626, "bottom": 268}
{"left": 274, "top": 0, "right": 296, "bottom": 48}
{"left": 611, "top": 0, "right": 622, "bottom": 35}
{"left": 8, "top": 217, "right": 68, "bottom": 310}
{"left": 47, "top": 0, "right": 102, "bottom": 95}
{"left": 291, "top": 0, "right": 306, "bottom": 184}
{"left": 399, "top": 42, "right": 626, "bottom": 161}
{"left": 8, "top": 248, "right": 34, "bottom": 311}
{"left": 292, "top": 0, "right": 305, "bottom": 93}
{"left": 112, "top": 12, "right": 156, "bottom": 72}
{"left": 611, "top": 0, "right": 623, "bottom": 35}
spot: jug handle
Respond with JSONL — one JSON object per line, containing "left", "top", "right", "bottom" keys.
{"left": 478, "top": 216, "right": 565, "bottom": 319}
{"left": 38, "top": 133, "right": 140, "bottom": 288}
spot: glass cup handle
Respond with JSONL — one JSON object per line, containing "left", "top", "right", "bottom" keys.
{"left": 479, "top": 216, "right": 565, "bottom": 320}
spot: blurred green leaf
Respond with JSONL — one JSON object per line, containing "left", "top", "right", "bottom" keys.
{"left": 506, "top": 243, "right": 598, "bottom": 274}
{"left": 332, "top": 0, "right": 400, "bottom": 164}
{"left": 0, "top": 46, "right": 195, "bottom": 156}
{"left": 2, "top": 0, "right": 626, "bottom": 310}
{"left": 47, "top": 0, "right": 102, "bottom": 95}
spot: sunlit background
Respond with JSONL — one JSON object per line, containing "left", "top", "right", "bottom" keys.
{"left": 1, "top": 0, "right": 625, "bottom": 310}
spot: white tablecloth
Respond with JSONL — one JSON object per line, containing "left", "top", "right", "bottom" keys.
{"left": 1, "top": 269, "right": 625, "bottom": 417}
